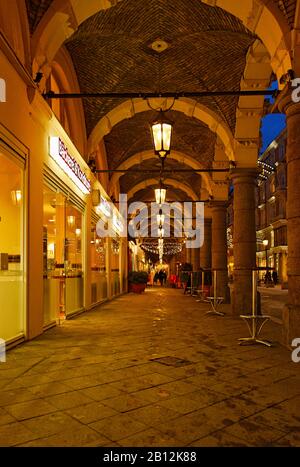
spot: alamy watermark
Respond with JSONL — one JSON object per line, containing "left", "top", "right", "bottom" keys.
{"left": 96, "top": 195, "right": 204, "bottom": 248}
{"left": 0, "top": 78, "right": 6, "bottom": 103}
{"left": 291, "top": 338, "right": 300, "bottom": 363}
{"left": 0, "top": 338, "right": 6, "bottom": 363}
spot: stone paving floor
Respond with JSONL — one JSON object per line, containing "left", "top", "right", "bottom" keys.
{"left": 0, "top": 287, "right": 300, "bottom": 447}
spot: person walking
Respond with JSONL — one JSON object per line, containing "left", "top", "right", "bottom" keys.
{"left": 272, "top": 270, "right": 278, "bottom": 286}
{"left": 158, "top": 269, "right": 164, "bottom": 286}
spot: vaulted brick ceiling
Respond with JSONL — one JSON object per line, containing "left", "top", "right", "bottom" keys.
{"left": 65, "top": 0, "right": 257, "bottom": 136}
{"left": 25, "top": 0, "right": 52, "bottom": 34}
{"left": 104, "top": 109, "right": 213, "bottom": 198}
{"left": 64, "top": 0, "right": 257, "bottom": 202}
{"left": 25, "top": 1, "right": 298, "bottom": 36}
{"left": 273, "top": 0, "right": 297, "bottom": 28}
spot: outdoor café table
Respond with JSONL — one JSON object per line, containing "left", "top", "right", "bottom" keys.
{"left": 204, "top": 296, "right": 225, "bottom": 316}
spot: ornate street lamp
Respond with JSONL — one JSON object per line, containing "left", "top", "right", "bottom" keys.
{"left": 150, "top": 110, "right": 173, "bottom": 162}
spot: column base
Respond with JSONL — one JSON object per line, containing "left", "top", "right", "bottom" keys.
{"left": 231, "top": 272, "right": 252, "bottom": 316}
{"left": 282, "top": 304, "right": 300, "bottom": 348}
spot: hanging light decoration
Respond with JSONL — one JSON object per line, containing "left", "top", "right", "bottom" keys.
{"left": 150, "top": 110, "right": 173, "bottom": 162}
{"left": 157, "top": 210, "right": 165, "bottom": 226}
{"left": 158, "top": 226, "right": 165, "bottom": 238}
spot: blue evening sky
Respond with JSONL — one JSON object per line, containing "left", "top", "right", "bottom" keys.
{"left": 259, "top": 80, "right": 286, "bottom": 155}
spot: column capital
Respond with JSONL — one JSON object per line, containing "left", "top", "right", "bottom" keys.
{"left": 276, "top": 84, "right": 300, "bottom": 117}
{"left": 209, "top": 200, "right": 228, "bottom": 211}
{"left": 230, "top": 167, "right": 260, "bottom": 184}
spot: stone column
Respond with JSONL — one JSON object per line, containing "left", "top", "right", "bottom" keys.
{"left": 191, "top": 248, "right": 200, "bottom": 271}
{"left": 211, "top": 203, "right": 230, "bottom": 303}
{"left": 278, "top": 93, "right": 300, "bottom": 345}
{"left": 200, "top": 218, "right": 212, "bottom": 269}
{"left": 186, "top": 244, "right": 191, "bottom": 266}
{"left": 231, "top": 169, "right": 258, "bottom": 315}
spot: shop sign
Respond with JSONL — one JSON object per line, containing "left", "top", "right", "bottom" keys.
{"left": 49, "top": 137, "right": 91, "bottom": 194}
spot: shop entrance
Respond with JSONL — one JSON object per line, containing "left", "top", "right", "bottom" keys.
{"left": 43, "top": 185, "right": 84, "bottom": 326}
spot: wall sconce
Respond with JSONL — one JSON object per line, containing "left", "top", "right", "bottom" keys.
{"left": 67, "top": 215, "right": 75, "bottom": 227}
{"left": 11, "top": 190, "right": 22, "bottom": 206}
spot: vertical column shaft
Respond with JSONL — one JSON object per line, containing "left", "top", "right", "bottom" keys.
{"left": 231, "top": 169, "right": 258, "bottom": 315}
{"left": 200, "top": 218, "right": 212, "bottom": 269}
{"left": 278, "top": 96, "right": 300, "bottom": 344}
{"left": 211, "top": 203, "right": 230, "bottom": 303}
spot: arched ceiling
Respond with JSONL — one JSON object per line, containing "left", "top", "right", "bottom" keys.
{"left": 64, "top": 0, "right": 257, "bottom": 135}
{"left": 130, "top": 187, "right": 194, "bottom": 205}
{"left": 119, "top": 158, "right": 202, "bottom": 198}
{"left": 24, "top": 0, "right": 296, "bottom": 207}
{"left": 25, "top": 1, "right": 298, "bottom": 37}
{"left": 104, "top": 110, "right": 216, "bottom": 170}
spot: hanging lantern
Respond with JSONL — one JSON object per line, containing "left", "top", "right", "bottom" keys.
{"left": 157, "top": 213, "right": 165, "bottom": 225}
{"left": 154, "top": 184, "right": 166, "bottom": 205}
{"left": 150, "top": 110, "right": 173, "bottom": 161}
{"left": 158, "top": 226, "right": 165, "bottom": 238}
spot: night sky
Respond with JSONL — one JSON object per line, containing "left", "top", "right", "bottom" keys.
{"left": 259, "top": 80, "right": 286, "bottom": 155}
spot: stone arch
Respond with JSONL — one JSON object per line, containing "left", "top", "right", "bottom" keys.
{"left": 201, "top": 0, "right": 292, "bottom": 79}
{"left": 31, "top": 0, "right": 292, "bottom": 85}
{"left": 88, "top": 98, "right": 235, "bottom": 161}
{"left": 50, "top": 46, "right": 87, "bottom": 155}
{"left": 234, "top": 39, "right": 274, "bottom": 167}
{"left": 109, "top": 150, "right": 214, "bottom": 197}
{"left": 127, "top": 178, "right": 199, "bottom": 201}
{"left": 0, "top": 0, "right": 31, "bottom": 68}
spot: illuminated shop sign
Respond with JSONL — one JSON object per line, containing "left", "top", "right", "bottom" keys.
{"left": 49, "top": 137, "right": 91, "bottom": 194}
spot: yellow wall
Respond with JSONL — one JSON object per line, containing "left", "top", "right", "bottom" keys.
{"left": 0, "top": 42, "right": 127, "bottom": 342}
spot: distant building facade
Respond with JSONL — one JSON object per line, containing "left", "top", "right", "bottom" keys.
{"left": 227, "top": 129, "right": 288, "bottom": 287}
{"left": 256, "top": 129, "right": 288, "bottom": 286}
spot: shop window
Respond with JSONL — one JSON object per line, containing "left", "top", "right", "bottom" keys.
{"left": 0, "top": 149, "right": 25, "bottom": 341}
{"left": 90, "top": 223, "right": 107, "bottom": 304}
{"left": 43, "top": 185, "right": 84, "bottom": 325}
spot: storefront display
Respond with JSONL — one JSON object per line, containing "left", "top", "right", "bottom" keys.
{"left": 43, "top": 185, "right": 84, "bottom": 325}
{"left": 90, "top": 222, "right": 107, "bottom": 304}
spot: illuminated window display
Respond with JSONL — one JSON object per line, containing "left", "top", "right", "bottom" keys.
{"left": 0, "top": 149, "right": 25, "bottom": 342}
{"left": 90, "top": 222, "right": 107, "bottom": 304}
{"left": 43, "top": 185, "right": 84, "bottom": 325}
{"left": 111, "top": 237, "right": 120, "bottom": 296}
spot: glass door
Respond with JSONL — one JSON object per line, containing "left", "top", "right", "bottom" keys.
{"left": 43, "top": 187, "right": 66, "bottom": 326}
{"left": 64, "top": 202, "right": 83, "bottom": 316}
